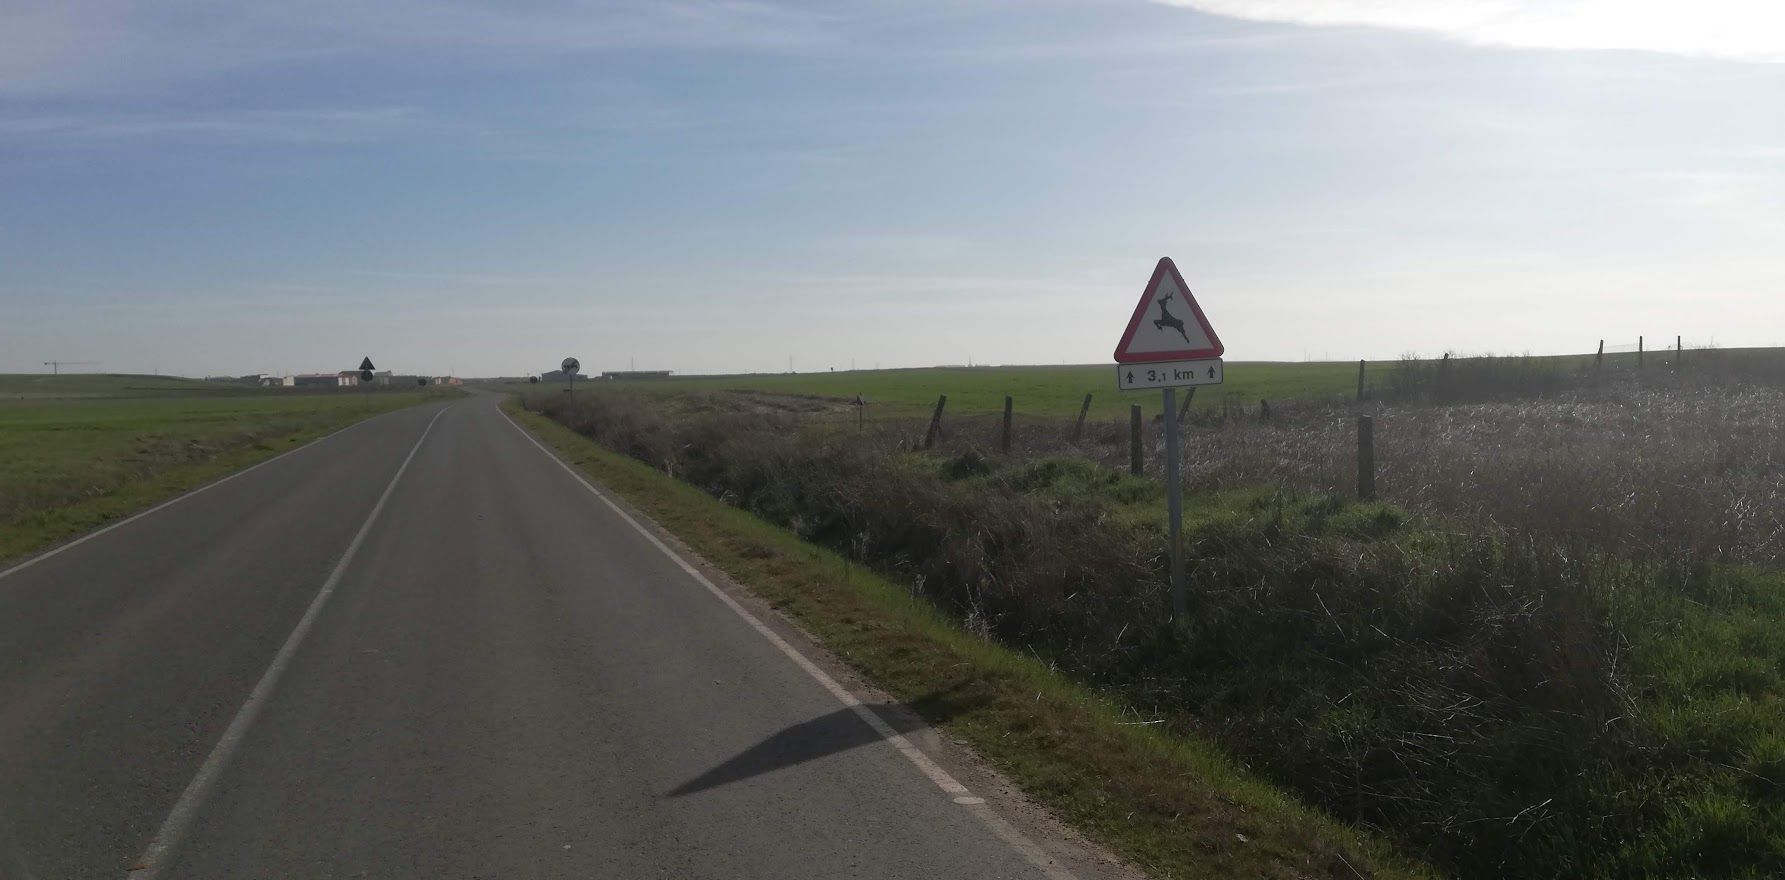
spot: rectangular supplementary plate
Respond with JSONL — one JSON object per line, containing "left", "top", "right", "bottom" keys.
{"left": 1116, "top": 358, "right": 1224, "bottom": 391}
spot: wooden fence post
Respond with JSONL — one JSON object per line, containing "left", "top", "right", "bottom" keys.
{"left": 1001, "top": 395, "right": 1013, "bottom": 453}
{"left": 1357, "top": 359, "right": 1367, "bottom": 401}
{"left": 924, "top": 394, "right": 947, "bottom": 450}
{"left": 1638, "top": 336, "right": 1644, "bottom": 369}
{"left": 1677, "top": 335, "right": 1683, "bottom": 369}
{"left": 1073, "top": 393, "right": 1093, "bottom": 441}
{"left": 1178, "top": 386, "right": 1196, "bottom": 421}
{"left": 1129, "top": 405, "right": 1143, "bottom": 476}
{"left": 1358, "top": 415, "right": 1376, "bottom": 502}
{"left": 1596, "top": 340, "right": 1604, "bottom": 372}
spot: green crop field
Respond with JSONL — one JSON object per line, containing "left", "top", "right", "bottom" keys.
{"left": 0, "top": 374, "right": 455, "bottom": 562}
{"left": 0, "top": 373, "right": 263, "bottom": 399}
{"left": 584, "top": 348, "right": 1720, "bottom": 420}
{"left": 600, "top": 361, "right": 1362, "bottom": 419}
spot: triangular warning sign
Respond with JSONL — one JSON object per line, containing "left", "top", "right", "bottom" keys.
{"left": 1113, "top": 258, "right": 1223, "bottom": 363}
{"left": 359, "top": 356, "right": 375, "bottom": 371}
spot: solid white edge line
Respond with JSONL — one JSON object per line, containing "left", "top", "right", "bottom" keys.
{"left": 0, "top": 404, "right": 418, "bottom": 584}
{"left": 123, "top": 406, "right": 451, "bottom": 879}
{"left": 497, "top": 402, "right": 1080, "bottom": 880}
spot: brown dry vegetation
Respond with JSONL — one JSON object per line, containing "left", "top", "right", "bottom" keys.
{"left": 1184, "top": 386, "right": 1785, "bottom": 563}
{"left": 912, "top": 366, "right": 1785, "bottom": 566}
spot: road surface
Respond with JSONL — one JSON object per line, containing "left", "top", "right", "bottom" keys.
{"left": 0, "top": 394, "right": 1128, "bottom": 879}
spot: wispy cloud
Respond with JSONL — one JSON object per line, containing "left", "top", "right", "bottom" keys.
{"left": 1156, "top": 1, "right": 1785, "bottom": 62}
{"left": 0, "top": 107, "right": 432, "bottom": 144}
{"left": 345, "top": 269, "right": 566, "bottom": 288}
{"left": 1640, "top": 169, "right": 1785, "bottom": 236}
{"left": 1197, "top": 74, "right": 1387, "bottom": 97}
{"left": 1711, "top": 145, "right": 1785, "bottom": 162}
{"left": 0, "top": 1, "right": 841, "bottom": 96}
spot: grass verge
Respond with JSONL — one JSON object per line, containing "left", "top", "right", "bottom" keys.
{"left": 504, "top": 396, "right": 1431, "bottom": 880}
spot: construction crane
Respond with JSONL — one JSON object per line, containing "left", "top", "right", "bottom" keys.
{"left": 42, "top": 360, "right": 94, "bottom": 375}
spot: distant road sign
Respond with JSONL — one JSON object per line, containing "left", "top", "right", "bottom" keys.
{"left": 359, "top": 356, "right": 376, "bottom": 371}
{"left": 1113, "top": 257, "right": 1223, "bottom": 363}
{"left": 562, "top": 357, "right": 580, "bottom": 374}
{"left": 1116, "top": 358, "right": 1223, "bottom": 391}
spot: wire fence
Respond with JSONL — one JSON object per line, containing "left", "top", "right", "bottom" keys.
{"left": 1602, "top": 337, "right": 1718, "bottom": 353}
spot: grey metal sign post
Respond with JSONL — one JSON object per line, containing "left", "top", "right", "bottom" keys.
{"left": 1112, "top": 258, "right": 1224, "bottom": 621}
{"left": 1162, "top": 387, "right": 1185, "bottom": 617}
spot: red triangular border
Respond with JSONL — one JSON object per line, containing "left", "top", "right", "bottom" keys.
{"left": 1113, "top": 257, "right": 1223, "bottom": 363}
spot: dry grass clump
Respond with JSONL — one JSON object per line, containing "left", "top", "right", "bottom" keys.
{"left": 533, "top": 391, "right": 1156, "bottom": 648}
{"left": 1143, "top": 383, "right": 1785, "bottom": 565}
{"left": 896, "top": 377, "right": 1785, "bottom": 566}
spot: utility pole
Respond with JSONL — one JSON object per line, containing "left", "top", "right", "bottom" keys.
{"left": 42, "top": 360, "right": 94, "bottom": 375}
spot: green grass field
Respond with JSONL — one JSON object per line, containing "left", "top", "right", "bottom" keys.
{"left": 0, "top": 374, "right": 454, "bottom": 562}
{"left": 602, "top": 361, "right": 1361, "bottom": 419}
{"left": 0, "top": 373, "right": 267, "bottom": 399}
{"left": 589, "top": 347, "right": 1754, "bottom": 420}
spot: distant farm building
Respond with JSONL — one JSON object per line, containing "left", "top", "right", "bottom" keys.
{"left": 292, "top": 373, "right": 351, "bottom": 388}
{"left": 600, "top": 370, "right": 674, "bottom": 380}
{"left": 538, "top": 369, "right": 586, "bottom": 383}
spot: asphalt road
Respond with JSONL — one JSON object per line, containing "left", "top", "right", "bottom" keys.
{"left": 0, "top": 394, "right": 1127, "bottom": 879}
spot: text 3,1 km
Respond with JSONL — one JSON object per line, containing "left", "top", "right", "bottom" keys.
{"left": 1116, "top": 358, "right": 1225, "bottom": 391}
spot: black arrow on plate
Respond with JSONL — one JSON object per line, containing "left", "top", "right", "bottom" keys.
{"left": 1126, "top": 371, "right": 1135, "bottom": 383}
{"left": 1207, "top": 366, "right": 1216, "bottom": 378}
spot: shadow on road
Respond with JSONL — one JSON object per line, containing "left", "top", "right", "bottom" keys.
{"left": 668, "top": 685, "right": 983, "bottom": 797}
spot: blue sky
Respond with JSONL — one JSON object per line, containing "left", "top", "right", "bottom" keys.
{"left": 2, "top": 1, "right": 1782, "bottom": 377}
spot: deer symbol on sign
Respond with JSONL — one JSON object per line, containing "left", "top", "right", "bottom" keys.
{"left": 1153, "top": 290, "right": 1192, "bottom": 344}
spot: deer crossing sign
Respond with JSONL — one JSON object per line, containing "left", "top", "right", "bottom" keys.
{"left": 1109, "top": 257, "right": 1224, "bottom": 620}
{"left": 1112, "top": 257, "right": 1224, "bottom": 389}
